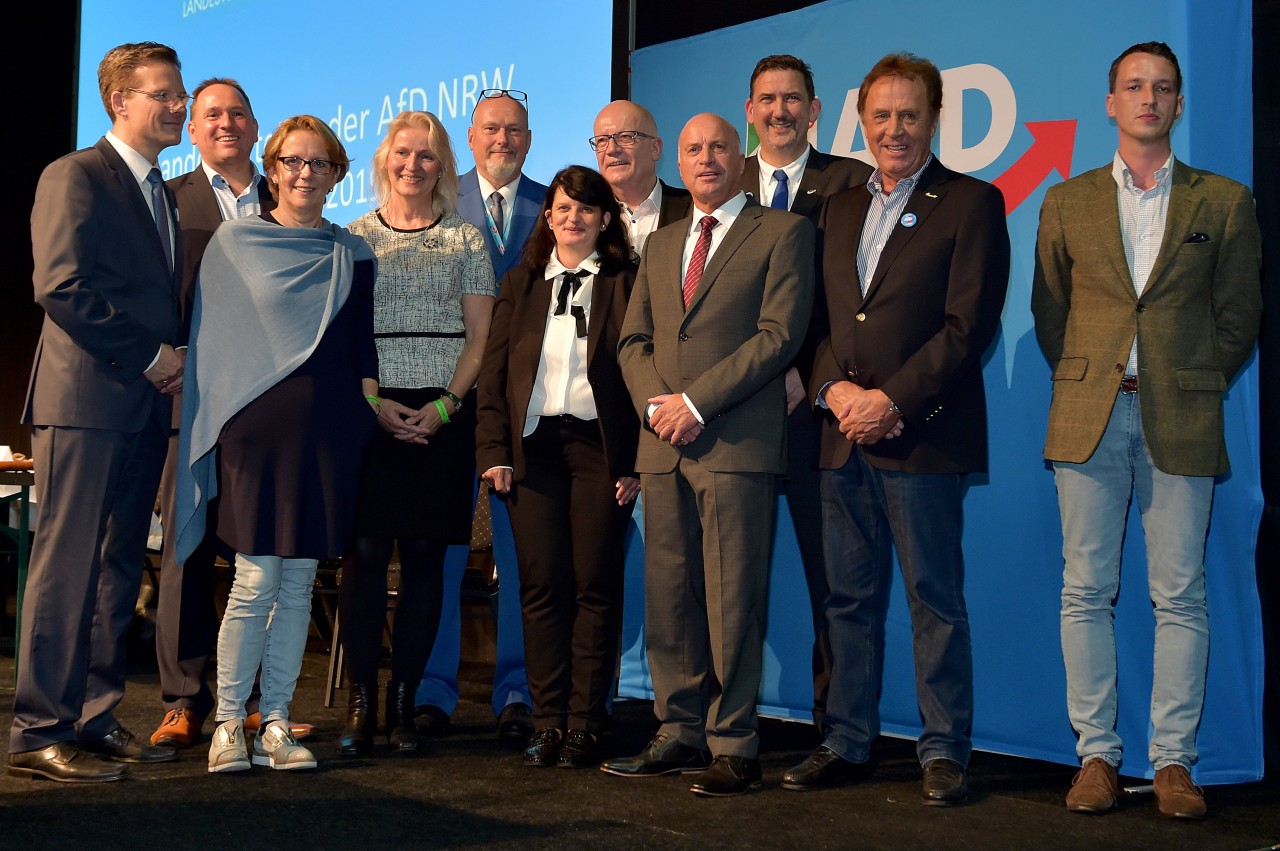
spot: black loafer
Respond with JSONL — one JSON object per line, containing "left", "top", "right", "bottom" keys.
{"left": 7, "top": 742, "right": 128, "bottom": 783}
{"left": 599, "top": 734, "right": 712, "bottom": 777}
{"left": 781, "top": 746, "right": 869, "bottom": 791}
{"left": 413, "top": 705, "right": 452, "bottom": 738}
{"left": 556, "top": 730, "right": 599, "bottom": 769}
{"left": 523, "top": 728, "right": 563, "bottom": 767}
{"left": 497, "top": 703, "right": 534, "bottom": 744}
{"left": 82, "top": 726, "right": 178, "bottom": 764}
{"left": 922, "top": 758, "right": 968, "bottom": 806}
{"left": 689, "top": 755, "right": 762, "bottom": 797}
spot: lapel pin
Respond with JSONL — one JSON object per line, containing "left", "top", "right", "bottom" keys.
{"left": 806, "top": 189, "right": 817, "bottom": 194}
{"left": 925, "top": 192, "right": 938, "bottom": 198}
{"left": 900, "top": 212, "right": 918, "bottom": 228}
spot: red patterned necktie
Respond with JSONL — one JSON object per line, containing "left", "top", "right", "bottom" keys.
{"left": 683, "top": 215, "right": 717, "bottom": 309}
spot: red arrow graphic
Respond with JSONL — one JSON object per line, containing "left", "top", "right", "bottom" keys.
{"left": 993, "top": 119, "right": 1076, "bottom": 215}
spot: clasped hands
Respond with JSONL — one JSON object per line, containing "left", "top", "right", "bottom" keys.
{"left": 144, "top": 344, "right": 184, "bottom": 395}
{"left": 648, "top": 393, "right": 703, "bottom": 448}
{"left": 482, "top": 466, "right": 639, "bottom": 507}
{"left": 822, "top": 381, "right": 903, "bottom": 445}
{"left": 376, "top": 397, "right": 444, "bottom": 444}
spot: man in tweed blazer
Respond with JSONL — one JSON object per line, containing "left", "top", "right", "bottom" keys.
{"left": 605, "top": 113, "right": 813, "bottom": 797}
{"left": 1031, "top": 41, "right": 1262, "bottom": 820}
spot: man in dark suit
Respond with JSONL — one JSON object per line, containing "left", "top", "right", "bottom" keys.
{"left": 149, "top": 78, "right": 301, "bottom": 749}
{"left": 416, "top": 89, "right": 548, "bottom": 743}
{"left": 740, "top": 53, "right": 872, "bottom": 734}
{"left": 591, "top": 99, "right": 691, "bottom": 257}
{"left": 9, "top": 41, "right": 187, "bottom": 782}
{"left": 1032, "top": 42, "right": 1262, "bottom": 820}
{"left": 605, "top": 113, "right": 814, "bottom": 797}
{"left": 781, "top": 54, "right": 1009, "bottom": 807}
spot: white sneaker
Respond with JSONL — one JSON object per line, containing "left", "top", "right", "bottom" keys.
{"left": 208, "top": 719, "right": 251, "bottom": 773}
{"left": 252, "top": 719, "right": 317, "bottom": 770}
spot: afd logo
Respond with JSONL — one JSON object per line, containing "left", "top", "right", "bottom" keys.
{"left": 827, "top": 64, "right": 1075, "bottom": 215}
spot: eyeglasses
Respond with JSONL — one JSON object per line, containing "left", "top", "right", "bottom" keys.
{"left": 127, "top": 88, "right": 191, "bottom": 109}
{"left": 473, "top": 88, "right": 529, "bottom": 117}
{"left": 587, "top": 131, "right": 654, "bottom": 151}
{"left": 278, "top": 156, "right": 337, "bottom": 175}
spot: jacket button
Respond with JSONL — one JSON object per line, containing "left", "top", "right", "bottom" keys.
{"left": 855, "top": 312, "right": 866, "bottom": 322}
{"left": 1136, "top": 303, "right": 1146, "bottom": 312}
{"left": 679, "top": 333, "right": 689, "bottom": 341}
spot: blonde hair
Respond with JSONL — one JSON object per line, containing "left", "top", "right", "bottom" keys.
{"left": 370, "top": 111, "right": 459, "bottom": 218}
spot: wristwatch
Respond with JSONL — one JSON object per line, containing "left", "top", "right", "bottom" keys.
{"left": 442, "top": 390, "right": 463, "bottom": 411}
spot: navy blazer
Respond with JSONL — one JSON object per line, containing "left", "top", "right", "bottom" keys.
{"left": 457, "top": 168, "right": 549, "bottom": 282}
{"left": 25, "top": 137, "right": 182, "bottom": 431}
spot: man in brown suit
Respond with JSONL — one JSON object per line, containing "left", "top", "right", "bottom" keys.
{"left": 1031, "top": 41, "right": 1262, "bottom": 820}
{"left": 604, "top": 113, "right": 814, "bottom": 797}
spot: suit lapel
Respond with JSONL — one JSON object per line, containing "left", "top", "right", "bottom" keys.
{"left": 741, "top": 156, "right": 761, "bottom": 203}
{"left": 686, "top": 203, "right": 762, "bottom": 314}
{"left": 99, "top": 139, "right": 170, "bottom": 275}
{"left": 586, "top": 269, "right": 615, "bottom": 364}
{"left": 1144, "top": 161, "right": 1201, "bottom": 296}
{"left": 791, "top": 147, "right": 831, "bottom": 220}
{"left": 864, "top": 161, "right": 946, "bottom": 301}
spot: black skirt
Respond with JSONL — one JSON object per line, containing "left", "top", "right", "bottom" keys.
{"left": 354, "top": 385, "right": 478, "bottom": 542}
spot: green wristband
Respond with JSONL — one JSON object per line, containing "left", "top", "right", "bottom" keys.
{"left": 365, "top": 394, "right": 380, "bottom": 407}
{"left": 434, "top": 398, "right": 450, "bottom": 424}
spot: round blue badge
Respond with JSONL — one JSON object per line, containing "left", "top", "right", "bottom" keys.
{"left": 900, "top": 212, "right": 918, "bottom": 228}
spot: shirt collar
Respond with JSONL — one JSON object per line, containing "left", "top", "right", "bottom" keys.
{"left": 201, "top": 160, "right": 260, "bottom": 195}
{"left": 866, "top": 153, "right": 933, "bottom": 197}
{"left": 477, "top": 170, "right": 521, "bottom": 206}
{"left": 545, "top": 249, "right": 601, "bottom": 280}
{"left": 694, "top": 190, "right": 748, "bottom": 226}
{"left": 105, "top": 131, "right": 158, "bottom": 186}
{"left": 1112, "top": 150, "right": 1174, "bottom": 192}
{"left": 628, "top": 178, "right": 663, "bottom": 217}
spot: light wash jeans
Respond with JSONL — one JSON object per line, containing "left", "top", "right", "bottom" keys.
{"left": 1054, "top": 391, "right": 1212, "bottom": 771}
{"left": 214, "top": 553, "right": 319, "bottom": 723}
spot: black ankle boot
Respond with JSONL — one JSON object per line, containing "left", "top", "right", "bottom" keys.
{"left": 337, "top": 683, "right": 377, "bottom": 756}
{"left": 386, "top": 681, "right": 421, "bottom": 754}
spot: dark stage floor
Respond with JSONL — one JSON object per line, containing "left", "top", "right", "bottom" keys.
{"left": 2, "top": 635, "right": 1277, "bottom": 850}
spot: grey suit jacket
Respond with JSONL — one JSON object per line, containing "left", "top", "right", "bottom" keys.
{"left": 619, "top": 197, "right": 814, "bottom": 475}
{"left": 1031, "top": 159, "right": 1263, "bottom": 476}
{"left": 25, "top": 137, "right": 181, "bottom": 432}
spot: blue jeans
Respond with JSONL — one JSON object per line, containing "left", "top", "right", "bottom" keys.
{"left": 819, "top": 450, "right": 973, "bottom": 767}
{"left": 1054, "top": 391, "right": 1212, "bottom": 771}
{"left": 214, "top": 553, "right": 319, "bottom": 723}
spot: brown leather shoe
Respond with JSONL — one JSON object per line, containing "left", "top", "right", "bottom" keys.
{"left": 151, "top": 708, "right": 204, "bottom": 748}
{"left": 1154, "top": 764, "right": 1206, "bottom": 819}
{"left": 8, "top": 742, "right": 127, "bottom": 783}
{"left": 244, "top": 712, "right": 313, "bottom": 742}
{"left": 1065, "top": 758, "right": 1119, "bottom": 814}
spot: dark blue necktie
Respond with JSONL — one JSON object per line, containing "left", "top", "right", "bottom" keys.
{"left": 147, "top": 168, "right": 173, "bottom": 272}
{"left": 770, "top": 169, "right": 789, "bottom": 210}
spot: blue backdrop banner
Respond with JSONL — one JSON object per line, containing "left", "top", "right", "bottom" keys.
{"left": 616, "top": 0, "right": 1263, "bottom": 784}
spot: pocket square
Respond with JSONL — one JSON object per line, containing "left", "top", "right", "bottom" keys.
{"left": 1184, "top": 232, "right": 1210, "bottom": 243}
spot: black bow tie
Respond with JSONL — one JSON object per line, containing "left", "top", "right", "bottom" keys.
{"left": 554, "top": 269, "right": 589, "bottom": 316}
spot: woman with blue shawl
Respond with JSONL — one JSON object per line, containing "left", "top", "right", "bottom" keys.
{"left": 175, "top": 115, "right": 378, "bottom": 773}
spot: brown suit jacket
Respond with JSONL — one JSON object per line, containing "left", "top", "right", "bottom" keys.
{"left": 1031, "top": 159, "right": 1263, "bottom": 476}
{"left": 476, "top": 261, "right": 640, "bottom": 481}
{"left": 619, "top": 198, "right": 814, "bottom": 475}
{"left": 810, "top": 159, "right": 1010, "bottom": 474}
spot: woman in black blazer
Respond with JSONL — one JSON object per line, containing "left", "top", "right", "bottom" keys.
{"left": 475, "top": 165, "right": 640, "bottom": 768}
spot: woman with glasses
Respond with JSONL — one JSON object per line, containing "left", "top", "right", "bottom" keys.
{"left": 335, "top": 111, "right": 495, "bottom": 757}
{"left": 175, "top": 115, "right": 378, "bottom": 773}
{"left": 475, "top": 165, "right": 640, "bottom": 768}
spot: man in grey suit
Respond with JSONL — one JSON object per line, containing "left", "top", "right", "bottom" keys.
{"left": 9, "top": 41, "right": 186, "bottom": 782}
{"left": 590, "top": 99, "right": 691, "bottom": 257}
{"left": 604, "top": 113, "right": 814, "bottom": 797}
{"left": 1032, "top": 41, "right": 1262, "bottom": 820}
{"left": 741, "top": 54, "right": 872, "bottom": 734}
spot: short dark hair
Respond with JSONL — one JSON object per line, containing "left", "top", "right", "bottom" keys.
{"left": 1108, "top": 41, "right": 1182, "bottom": 93}
{"left": 856, "top": 53, "right": 943, "bottom": 117}
{"left": 524, "top": 165, "right": 630, "bottom": 271}
{"left": 191, "top": 77, "right": 256, "bottom": 120}
{"left": 749, "top": 54, "right": 816, "bottom": 101}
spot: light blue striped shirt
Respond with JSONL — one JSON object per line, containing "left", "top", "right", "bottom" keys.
{"left": 1112, "top": 151, "right": 1173, "bottom": 376}
{"left": 857, "top": 155, "right": 932, "bottom": 296}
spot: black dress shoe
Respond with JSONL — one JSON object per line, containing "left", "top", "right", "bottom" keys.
{"left": 523, "top": 728, "right": 563, "bottom": 767}
{"left": 689, "top": 755, "right": 763, "bottom": 797}
{"left": 599, "top": 734, "right": 712, "bottom": 777}
{"left": 556, "top": 730, "right": 598, "bottom": 769}
{"left": 8, "top": 742, "right": 128, "bottom": 783}
{"left": 497, "top": 703, "right": 534, "bottom": 745}
{"left": 781, "top": 746, "right": 869, "bottom": 791}
{"left": 81, "top": 726, "right": 178, "bottom": 763}
{"left": 413, "top": 705, "right": 452, "bottom": 738}
{"left": 922, "top": 758, "right": 968, "bottom": 806}
{"left": 337, "top": 683, "right": 377, "bottom": 757}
